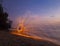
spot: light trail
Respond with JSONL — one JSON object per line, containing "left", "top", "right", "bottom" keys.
{"left": 11, "top": 30, "right": 59, "bottom": 45}
{"left": 11, "top": 31, "right": 43, "bottom": 40}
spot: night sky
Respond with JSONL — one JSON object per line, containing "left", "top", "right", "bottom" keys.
{"left": 3, "top": 0, "right": 60, "bottom": 27}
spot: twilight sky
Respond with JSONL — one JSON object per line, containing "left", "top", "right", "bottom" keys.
{"left": 3, "top": 0, "right": 60, "bottom": 27}
{"left": 2, "top": 0, "right": 60, "bottom": 44}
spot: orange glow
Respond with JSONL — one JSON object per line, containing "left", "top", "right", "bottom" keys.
{"left": 11, "top": 17, "right": 28, "bottom": 36}
{"left": 11, "top": 31, "right": 59, "bottom": 45}
{"left": 16, "top": 19, "right": 26, "bottom": 34}
{"left": 11, "top": 31, "right": 57, "bottom": 44}
{"left": 11, "top": 31, "right": 42, "bottom": 40}
{"left": 17, "top": 23, "right": 24, "bottom": 34}
{"left": 10, "top": 18, "right": 42, "bottom": 40}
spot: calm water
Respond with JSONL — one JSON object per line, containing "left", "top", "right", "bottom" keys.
{"left": 24, "top": 23, "right": 60, "bottom": 45}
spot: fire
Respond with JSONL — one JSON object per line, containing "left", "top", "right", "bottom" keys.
{"left": 10, "top": 15, "right": 30, "bottom": 36}
{"left": 17, "top": 24, "right": 25, "bottom": 34}
{"left": 17, "top": 19, "right": 25, "bottom": 34}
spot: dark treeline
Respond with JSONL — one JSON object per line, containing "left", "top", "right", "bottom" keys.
{"left": 0, "top": 4, "right": 12, "bottom": 31}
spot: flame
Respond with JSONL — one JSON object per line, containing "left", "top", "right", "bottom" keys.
{"left": 17, "top": 19, "right": 25, "bottom": 34}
